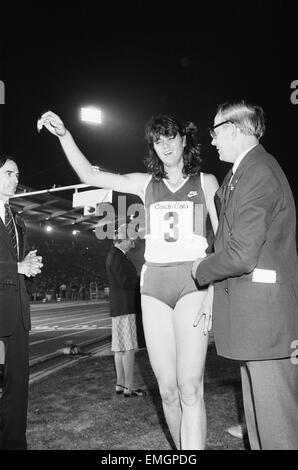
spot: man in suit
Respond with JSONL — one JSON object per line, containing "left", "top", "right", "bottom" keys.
{"left": 0, "top": 156, "right": 43, "bottom": 449}
{"left": 105, "top": 223, "right": 146, "bottom": 397}
{"left": 192, "top": 101, "right": 298, "bottom": 450}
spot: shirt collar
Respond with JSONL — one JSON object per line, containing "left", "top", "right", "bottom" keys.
{"left": 232, "top": 144, "right": 258, "bottom": 174}
{"left": 115, "top": 245, "right": 126, "bottom": 255}
{"left": 0, "top": 199, "right": 11, "bottom": 210}
{"left": 0, "top": 200, "right": 5, "bottom": 222}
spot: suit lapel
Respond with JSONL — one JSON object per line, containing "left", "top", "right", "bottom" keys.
{"left": 214, "top": 168, "right": 233, "bottom": 223}
{"left": 215, "top": 169, "right": 232, "bottom": 211}
{"left": 0, "top": 210, "right": 25, "bottom": 260}
{"left": 228, "top": 144, "right": 263, "bottom": 192}
{"left": 213, "top": 168, "right": 233, "bottom": 244}
{"left": 215, "top": 144, "right": 264, "bottom": 242}
{"left": 223, "top": 171, "right": 239, "bottom": 210}
{"left": 0, "top": 217, "right": 17, "bottom": 257}
{"left": 215, "top": 169, "right": 233, "bottom": 201}
{"left": 15, "top": 214, "right": 25, "bottom": 260}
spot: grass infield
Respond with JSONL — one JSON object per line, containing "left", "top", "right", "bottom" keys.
{"left": 27, "top": 339, "right": 248, "bottom": 451}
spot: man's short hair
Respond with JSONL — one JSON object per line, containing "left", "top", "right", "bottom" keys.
{"left": 216, "top": 100, "right": 266, "bottom": 139}
{"left": 0, "top": 156, "right": 7, "bottom": 168}
{"left": 0, "top": 156, "right": 16, "bottom": 169}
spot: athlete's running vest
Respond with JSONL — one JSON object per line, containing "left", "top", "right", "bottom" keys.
{"left": 144, "top": 173, "right": 208, "bottom": 263}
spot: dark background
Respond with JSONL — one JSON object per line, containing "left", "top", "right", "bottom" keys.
{"left": 0, "top": 1, "right": 297, "bottom": 198}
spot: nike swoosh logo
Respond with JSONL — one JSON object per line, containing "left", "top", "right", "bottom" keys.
{"left": 187, "top": 191, "right": 199, "bottom": 198}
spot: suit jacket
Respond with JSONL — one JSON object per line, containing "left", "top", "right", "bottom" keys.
{"left": 196, "top": 144, "right": 298, "bottom": 360}
{"left": 0, "top": 210, "right": 30, "bottom": 335}
{"left": 105, "top": 245, "right": 139, "bottom": 317}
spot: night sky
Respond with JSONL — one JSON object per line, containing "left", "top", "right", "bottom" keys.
{"left": 1, "top": 1, "right": 298, "bottom": 199}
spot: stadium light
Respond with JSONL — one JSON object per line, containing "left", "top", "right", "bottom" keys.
{"left": 80, "top": 107, "right": 102, "bottom": 124}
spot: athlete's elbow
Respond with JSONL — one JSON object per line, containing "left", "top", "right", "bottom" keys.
{"left": 80, "top": 169, "right": 97, "bottom": 186}
{"left": 80, "top": 174, "right": 90, "bottom": 185}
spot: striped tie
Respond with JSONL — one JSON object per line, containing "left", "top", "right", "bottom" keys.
{"left": 4, "top": 203, "right": 18, "bottom": 257}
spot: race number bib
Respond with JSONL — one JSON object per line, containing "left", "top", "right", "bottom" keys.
{"left": 149, "top": 201, "right": 194, "bottom": 242}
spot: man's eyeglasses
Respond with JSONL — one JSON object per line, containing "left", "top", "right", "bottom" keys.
{"left": 209, "top": 120, "right": 234, "bottom": 139}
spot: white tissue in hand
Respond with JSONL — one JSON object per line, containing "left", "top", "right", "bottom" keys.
{"left": 37, "top": 119, "right": 43, "bottom": 132}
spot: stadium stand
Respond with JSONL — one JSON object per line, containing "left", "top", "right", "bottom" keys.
{"left": 10, "top": 184, "right": 145, "bottom": 302}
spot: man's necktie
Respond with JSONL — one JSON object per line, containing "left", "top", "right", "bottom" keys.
{"left": 216, "top": 168, "right": 233, "bottom": 211}
{"left": 4, "top": 203, "right": 18, "bottom": 257}
{"left": 224, "top": 169, "right": 233, "bottom": 198}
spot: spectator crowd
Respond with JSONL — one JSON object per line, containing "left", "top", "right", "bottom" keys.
{"left": 25, "top": 232, "right": 113, "bottom": 301}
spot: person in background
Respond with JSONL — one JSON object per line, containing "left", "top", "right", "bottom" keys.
{"left": 59, "top": 282, "right": 67, "bottom": 299}
{"left": 79, "top": 284, "right": 86, "bottom": 300}
{"left": 105, "top": 223, "right": 146, "bottom": 397}
{"left": 37, "top": 111, "right": 219, "bottom": 450}
{"left": 193, "top": 100, "right": 298, "bottom": 450}
{"left": 0, "top": 156, "right": 43, "bottom": 449}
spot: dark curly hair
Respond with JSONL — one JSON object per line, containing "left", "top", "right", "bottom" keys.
{"left": 0, "top": 156, "right": 8, "bottom": 168}
{"left": 143, "top": 115, "right": 202, "bottom": 180}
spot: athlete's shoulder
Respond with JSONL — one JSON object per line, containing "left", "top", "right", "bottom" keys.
{"left": 201, "top": 172, "right": 219, "bottom": 189}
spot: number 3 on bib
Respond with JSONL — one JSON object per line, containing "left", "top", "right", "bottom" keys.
{"left": 164, "top": 211, "right": 179, "bottom": 242}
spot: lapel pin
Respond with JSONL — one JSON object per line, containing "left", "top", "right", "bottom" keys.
{"left": 230, "top": 179, "right": 238, "bottom": 191}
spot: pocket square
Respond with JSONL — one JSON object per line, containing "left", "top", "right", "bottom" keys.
{"left": 252, "top": 268, "right": 276, "bottom": 283}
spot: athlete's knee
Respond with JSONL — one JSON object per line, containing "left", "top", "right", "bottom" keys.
{"left": 178, "top": 379, "right": 204, "bottom": 407}
{"left": 159, "top": 385, "right": 180, "bottom": 407}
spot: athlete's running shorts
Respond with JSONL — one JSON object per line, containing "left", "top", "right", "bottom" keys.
{"left": 140, "top": 262, "right": 204, "bottom": 309}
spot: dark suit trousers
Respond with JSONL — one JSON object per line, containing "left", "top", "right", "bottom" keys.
{"left": 0, "top": 309, "right": 29, "bottom": 450}
{"left": 240, "top": 358, "right": 298, "bottom": 450}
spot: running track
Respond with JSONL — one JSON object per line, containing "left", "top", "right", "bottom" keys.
{"left": 29, "top": 300, "right": 112, "bottom": 383}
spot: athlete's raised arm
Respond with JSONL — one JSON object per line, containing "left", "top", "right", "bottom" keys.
{"left": 37, "top": 111, "right": 148, "bottom": 199}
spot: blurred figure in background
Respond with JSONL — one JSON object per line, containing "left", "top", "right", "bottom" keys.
{"left": 106, "top": 223, "right": 146, "bottom": 397}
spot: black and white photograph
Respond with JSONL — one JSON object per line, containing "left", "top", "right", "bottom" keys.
{"left": 0, "top": 0, "right": 298, "bottom": 455}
